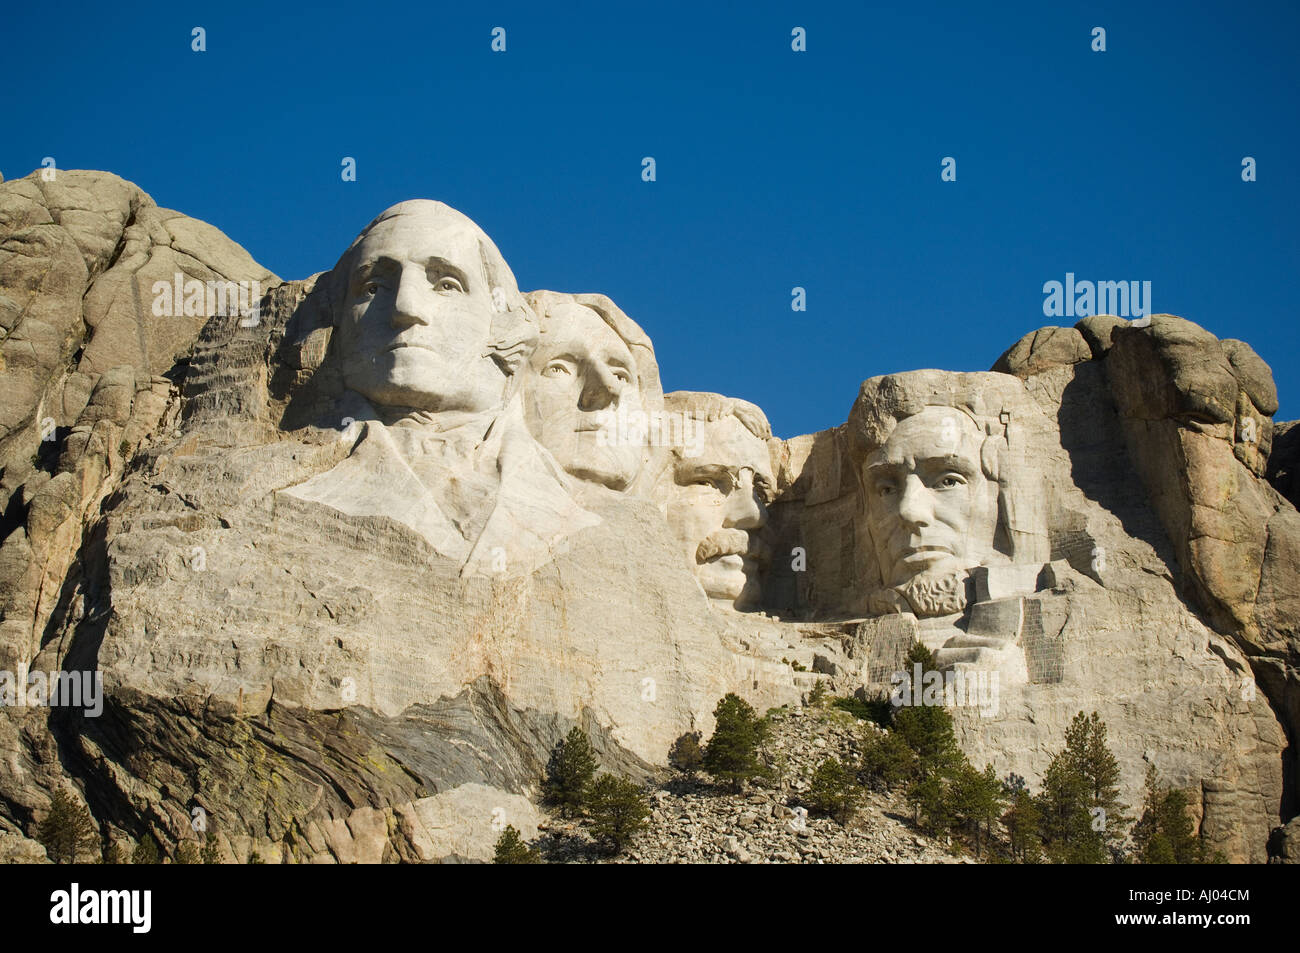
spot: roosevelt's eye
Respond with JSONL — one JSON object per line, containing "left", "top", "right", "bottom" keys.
{"left": 434, "top": 276, "right": 465, "bottom": 293}
{"left": 877, "top": 484, "right": 897, "bottom": 498}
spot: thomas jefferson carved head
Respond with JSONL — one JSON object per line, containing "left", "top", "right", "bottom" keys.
{"left": 522, "top": 291, "right": 662, "bottom": 491}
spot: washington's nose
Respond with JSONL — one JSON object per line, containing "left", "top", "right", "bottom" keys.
{"left": 578, "top": 363, "right": 622, "bottom": 411}
{"left": 897, "top": 474, "right": 934, "bottom": 528}
{"left": 391, "top": 265, "right": 433, "bottom": 329}
{"left": 723, "top": 470, "right": 766, "bottom": 531}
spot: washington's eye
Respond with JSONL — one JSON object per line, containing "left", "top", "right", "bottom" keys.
{"left": 364, "top": 282, "right": 378, "bottom": 297}
{"left": 434, "top": 276, "right": 465, "bottom": 293}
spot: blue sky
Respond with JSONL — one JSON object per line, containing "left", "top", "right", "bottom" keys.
{"left": 5, "top": 0, "right": 1296, "bottom": 435}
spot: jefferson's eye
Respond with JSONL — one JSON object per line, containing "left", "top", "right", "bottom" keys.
{"left": 434, "top": 276, "right": 465, "bottom": 293}
{"left": 543, "top": 363, "right": 571, "bottom": 377}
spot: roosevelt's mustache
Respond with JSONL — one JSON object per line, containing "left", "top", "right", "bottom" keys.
{"left": 696, "top": 529, "right": 770, "bottom": 566}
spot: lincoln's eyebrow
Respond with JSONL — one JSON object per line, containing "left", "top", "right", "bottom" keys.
{"left": 918, "top": 453, "right": 979, "bottom": 475}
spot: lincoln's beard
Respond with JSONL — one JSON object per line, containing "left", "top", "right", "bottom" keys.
{"left": 869, "top": 566, "right": 971, "bottom": 618}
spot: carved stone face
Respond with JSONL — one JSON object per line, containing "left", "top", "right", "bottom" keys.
{"left": 666, "top": 416, "right": 774, "bottom": 610}
{"left": 862, "top": 406, "right": 997, "bottom": 589}
{"left": 333, "top": 205, "right": 506, "bottom": 414}
{"left": 523, "top": 302, "right": 646, "bottom": 490}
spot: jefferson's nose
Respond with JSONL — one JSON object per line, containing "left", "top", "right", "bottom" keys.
{"left": 896, "top": 474, "right": 934, "bottom": 529}
{"left": 391, "top": 264, "right": 433, "bottom": 329}
{"left": 578, "top": 363, "right": 623, "bottom": 411}
{"left": 723, "top": 470, "right": 766, "bottom": 531}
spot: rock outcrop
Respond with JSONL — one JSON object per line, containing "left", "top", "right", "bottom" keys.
{"left": 0, "top": 171, "right": 1295, "bottom": 863}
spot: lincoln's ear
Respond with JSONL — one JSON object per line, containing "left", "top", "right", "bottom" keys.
{"left": 980, "top": 433, "right": 1008, "bottom": 484}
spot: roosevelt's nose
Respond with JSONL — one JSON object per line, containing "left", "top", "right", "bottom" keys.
{"left": 390, "top": 264, "right": 433, "bottom": 330}
{"left": 896, "top": 474, "right": 934, "bottom": 529}
{"left": 723, "top": 469, "right": 766, "bottom": 531}
{"left": 578, "top": 363, "right": 624, "bottom": 412}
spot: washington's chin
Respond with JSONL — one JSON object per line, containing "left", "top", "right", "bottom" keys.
{"left": 348, "top": 355, "right": 503, "bottom": 413}
{"left": 698, "top": 555, "right": 761, "bottom": 609}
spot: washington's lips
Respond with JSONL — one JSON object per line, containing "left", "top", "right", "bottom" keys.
{"left": 382, "top": 341, "right": 438, "bottom": 355}
{"left": 696, "top": 529, "right": 771, "bottom": 566}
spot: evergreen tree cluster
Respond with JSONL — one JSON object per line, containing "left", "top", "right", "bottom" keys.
{"left": 500, "top": 726, "right": 653, "bottom": 861}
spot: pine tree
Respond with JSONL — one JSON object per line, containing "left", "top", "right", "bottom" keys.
{"left": 37, "top": 789, "right": 97, "bottom": 864}
{"left": 1002, "top": 785, "right": 1043, "bottom": 863}
{"left": 891, "top": 644, "right": 963, "bottom": 781}
{"left": 101, "top": 838, "right": 128, "bottom": 865}
{"left": 806, "top": 757, "right": 860, "bottom": 824}
{"left": 859, "top": 729, "right": 915, "bottom": 791}
{"left": 493, "top": 825, "right": 543, "bottom": 864}
{"left": 586, "top": 774, "right": 650, "bottom": 854}
{"left": 201, "top": 830, "right": 221, "bottom": 864}
{"left": 702, "top": 693, "right": 770, "bottom": 792}
{"left": 131, "top": 835, "right": 160, "bottom": 865}
{"left": 542, "top": 727, "right": 598, "bottom": 817}
{"left": 1036, "top": 711, "right": 1128, "bottom": 863}
{"left": 667, "top": 732, "right": 704, "bottom": 778}
{"left": 906, "top": 772, "right": 951, "bottom": 833}
{"left": 175, "top": 840, "right": 202, "bottom": 864}
{"left": 950, "top": 763, "right": 1005, "bottom": 858}
{"left": 1133, "top": 764, "right": 1205, "bottom": 864}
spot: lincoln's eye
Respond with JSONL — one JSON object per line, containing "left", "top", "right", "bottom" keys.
{"left": 434, "top": 276, "right": 464, "bottom": 293}
{"left": 938, "top": 474, "right": 965, "bottom": 489}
